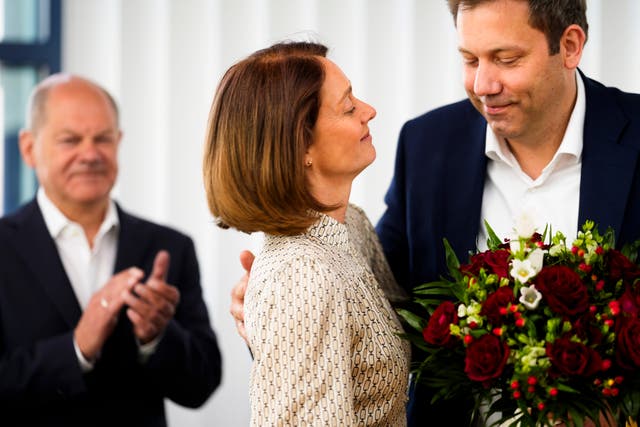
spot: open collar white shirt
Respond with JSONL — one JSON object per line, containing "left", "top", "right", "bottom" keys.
{"left": 38, "top": 189, "right": 161, "bottom": 369}
{"left": 37, "top": 187, "right": 119, "bottom": 310}
{"left": 477, "top": 71, "right": 586, "bottom": 251}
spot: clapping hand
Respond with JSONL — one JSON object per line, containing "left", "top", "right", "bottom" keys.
{"left": 75, "top": 267, "right": 144, "bottom": 360}
{"left": 123, "top": 250, "right": 180, "bottom": 344}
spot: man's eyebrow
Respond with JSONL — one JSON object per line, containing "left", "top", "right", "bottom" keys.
{"left": 458, "top": 46, "right": 524, "bottom": 55}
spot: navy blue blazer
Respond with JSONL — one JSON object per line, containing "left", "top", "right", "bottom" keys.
{"left": 376, "top": 73, "right": 640, "bottom": 425}
{"left": 0, "top": 200, "right": 222, "bottom": 427}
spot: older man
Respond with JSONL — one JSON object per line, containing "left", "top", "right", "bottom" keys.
{"left": 0, "top": 74, "right": 222, "bottom": 426}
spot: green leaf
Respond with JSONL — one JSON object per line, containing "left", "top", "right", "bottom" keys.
{"left": 443, "top": 238, "right": 462, "bottom": 281}
{"left": 602, "top": 225, "right": 616, "bottom": 249}
{"left": 485, "top": 220, "right": 503, "bottom": 249}
{"left": 622, "top": 238, "right": 640, "bottom": 263}
{"left": 395, "top": 308, "right": 425, "bottom": 333}
{"left": 396, "top": 332, "right": 430, "bottom": 351}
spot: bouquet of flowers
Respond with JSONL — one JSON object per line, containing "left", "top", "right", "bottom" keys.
{"left": 398, "top": 219, "right": 640, "bottom": 426}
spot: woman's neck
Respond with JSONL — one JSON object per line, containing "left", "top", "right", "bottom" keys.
{"left": 309, "top": 179, "right": 352, "bottom": 223}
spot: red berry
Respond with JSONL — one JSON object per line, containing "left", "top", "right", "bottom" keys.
{"left": 527, "top": 376, "right": 537, "bottom": 385}
{"left": 609, "top": 301, "right": 621, "bottom": 316}
{"left": 549, "top": 388, "right": 558, "bottom": 397}
{"left": 579, "top": 263, "right": 591, "bottom": 273}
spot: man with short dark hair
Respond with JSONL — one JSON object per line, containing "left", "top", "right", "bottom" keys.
{"left": 376, "top": 0, "right": 640, "bottom": 425}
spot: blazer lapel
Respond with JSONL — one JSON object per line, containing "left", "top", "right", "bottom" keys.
{"left": 113, "top": 205, "right": 151, "bottom": 274}
{"left": 579, "top": 73, "right": 638, "bottom": 242}
{"left": 445, "top": 107, "right": 488, "bottom": 257}
{"left": 13, "top": 201, "right": 82, "bottom": 327}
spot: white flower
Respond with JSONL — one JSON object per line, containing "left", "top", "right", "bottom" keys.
{"left": 549, "top": 242, "right": 566, "bottom": 256}
{"left": 513, "top": 211, "right": 537, "bottom": 238}
{"left": 528, "top": 248, "right": 544, "bottom": 273}
{"left": 519, "top": 285, "right": 542, "bottom": 310}
{"left": 458, "top": 304, "right": 468, "bottom": 318}
{"left": 458, "top": 301, "right": 482, "bottom": 318}
{"left": 510, "top": 259, "right": 536, "bottom": 284}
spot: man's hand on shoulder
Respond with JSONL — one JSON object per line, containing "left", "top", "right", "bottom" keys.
{"left": 230, "top": 250, "right": 254, "bottom": 343}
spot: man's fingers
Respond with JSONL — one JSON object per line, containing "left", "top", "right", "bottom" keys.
{"left": 235, "top": 318, "right": 247, "bottom": 342}
{"left": 150, "top": 250, "right": 170, "bottom": 281}
{"left": 146, "top": 279, "right": 180, "bottom": 305}
{"left": 129, "top": 284, "right": 177, "bottom": 317}
{"left": 239, "top": 250, "right": 255, "bottom": 273}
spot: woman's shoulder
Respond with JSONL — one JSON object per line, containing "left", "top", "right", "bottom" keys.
{"left": 249, "top": 235, "right": 337, "bottom": 286}
{"left": 346, "top": 202, "right": 367, "bottom": 219}
{"left": 346, "top": 203, "right": 374, "bottom": 229}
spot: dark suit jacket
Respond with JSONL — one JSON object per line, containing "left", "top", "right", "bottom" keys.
{"left": 0, "top": 199, "right": 222, "bottom": 427}
{"left": 376, "top": 72, "right": 640, "bottom": 426}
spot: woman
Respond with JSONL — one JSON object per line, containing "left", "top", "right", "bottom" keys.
{"left": 203, "top": 41, "right": 410, "bottom": 426}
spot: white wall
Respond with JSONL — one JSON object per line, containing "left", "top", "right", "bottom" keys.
{"left": 60, "top": 1, "right": 640, "bottom": 425}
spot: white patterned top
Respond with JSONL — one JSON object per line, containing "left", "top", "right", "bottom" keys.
{"left": 246, "top": 204, "right": 411, "bottom": 426}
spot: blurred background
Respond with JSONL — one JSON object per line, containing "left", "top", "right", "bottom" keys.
{"left": 0, "top": 0, "right": 638, "bottom": 425}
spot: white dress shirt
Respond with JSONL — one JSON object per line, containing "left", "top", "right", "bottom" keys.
{"left": 38, "top": 188, "right": 118, "bottom": 370}
{"left": 38, "top": 189, "right": 159, "bottom": 370}
{"left": 477, "top": 71, "right": 586, "bottom": 250}
{"left": 38, "top": 188, "right": 119, "bottom": 310}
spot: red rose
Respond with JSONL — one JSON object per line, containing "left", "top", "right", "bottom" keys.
{"left": 461, "top": 249, "right": 510, "bottom": 279}
{"left": 460, "top": 252, "right": 486, "bottom": 276}
{"left": 535, "top": 265, "right": 589, "bottom": 316}
{"left": 481, "top": 286, "right": 515, "bottom": 326}
{"left": 547, "top": 337, "right": 603, "bottom": 377}
{"left": 464, "top": 334, "right": 509, "bottom": 387}
{"left": 484, "top": 250, "right": 511, "bottom": 278}
{"left": 615, "top": 317, "right": 640, "bottom": 370}
{"left": 607, "top": 249, "right": 640, "bottom": 285}
{"left": 618, "top": 288, "right": 640, "bottom": 316}
{"left": 423, "top": 301, "right": 458, "bottom": 347}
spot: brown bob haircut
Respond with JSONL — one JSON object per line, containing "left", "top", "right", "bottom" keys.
{"left": 447, "top": 0, "right": 588, "bottom": 54}
{"left": 203, "top": 41, "right": 333, "bottom": 236}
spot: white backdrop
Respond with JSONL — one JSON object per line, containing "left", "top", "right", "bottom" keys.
{"left": 59, "top": 1, "right": 640, "bottom": 425}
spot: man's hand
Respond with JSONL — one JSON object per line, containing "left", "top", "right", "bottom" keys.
{"left": 123, "top": 250, "right": 180, "bottom": 344}
{"left": 230, "top": 250, "right": 254, "bottom": 343}
{"left": 74, "top": 267, "right": 144, "bottom": 360}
